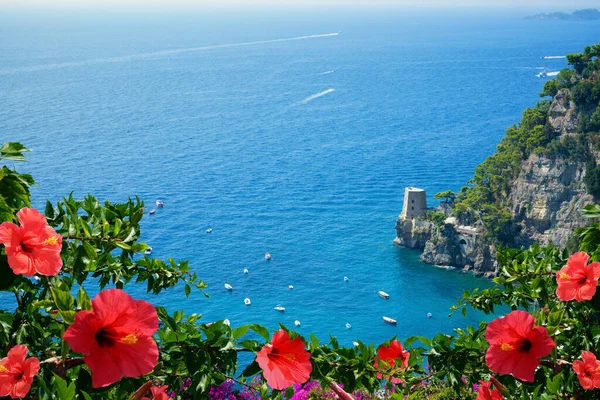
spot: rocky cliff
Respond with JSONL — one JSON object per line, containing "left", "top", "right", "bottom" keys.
{"left": 395, "top": 82, "right": 595, "bottom": 276}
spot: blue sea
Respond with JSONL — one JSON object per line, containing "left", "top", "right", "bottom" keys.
{"left": 2, "top": 8, "right": 600, "bottom": 347}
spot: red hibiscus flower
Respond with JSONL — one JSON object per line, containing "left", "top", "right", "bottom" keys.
{"left": 485, "top": 310, "right": 555, "bottom": 382}
{"left": 142, "top": 385, "right": 169, "bottom": 400}
{"left": 0, "top": 207, "right": 62, "bottom": 276}
{"left": 63, "top": 289, "right": 159, "bottom": 388}
{"left": 573, "top": 351, "right": 600, "bottom": 390}
{"left": 476, "top": 380, "right": 503, "bottom": 400}
{"left": 0, "top": 345, "right": 40, "bottom": 399}
{"left": 256, "top": 329, "right": 312, "bottom": 390}
{"left": 556, "top": 252, "right": 600, "bottom": 302}
{"left": 374, "top": 339, "right": 410, "bottom": 383}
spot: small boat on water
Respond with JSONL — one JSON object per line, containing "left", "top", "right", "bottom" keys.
{"left": 344, "top": 276, "right": 349, "bottom": 282}
{"left": 353, "top": 341, "right": 359, "bottom": 347}
{"left": 223, "top": 319, "right": 230, "bottom": 326}
{"left": 427, "top": 313, "right": 433, "bottom": 318}
{"left": 274, "top": 304, "right": 285, "bottom": 312}
{"left": 378, "top": 290, "right": 390, "bottom": 299}
{"left": 265, "top": 253, "right": 272, "bottom": 261}
{"left": 243, "top": 268, "right": 249, "bottom": 274}
{"left": 289, "top": 285, "right": 294, "bottom": 290}
{"left": 149, "top": 209, "right": 156, "bottom": 215}
{"left": 145, "top": 247, "right": 152, "bottom": 255}
{"left": 244, "top": 298, "right": 251, "bottom": 306}
{"left": 345, "top": 323, "right": 352, "bottom": 329}
{"left": 224, "top": 283, "right": 233, "bottom": 291}
{"left": 206, "top": 228, "right": 212, "bottom": 233}
{"left": 156, "top": 200, "right": 164, "bottom": 207}
{"left": 383, "top": 316, "right": 397, "bottom": 325}
{"left": 294, "top": 320, "right": 301, "bottom": 326}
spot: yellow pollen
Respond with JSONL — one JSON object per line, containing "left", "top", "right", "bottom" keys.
{"left": 121, "top": 334, "right": 138, "bottom": 345}
{"left": 559, "top": 273, "right": 570, "bottom": 279}
{"left": 284, "top": 354, "right": 296, "bottom": 361}
{"left": 0, "top": 365, "right": 7, "bottom": 373}
{"left": 501, "top": 343, "right": 514, "bottom": 351}
{"left": 596, "top": 365, "right": 600, "bottom": 371}
{"left": 43, "top": 236, "right": 59, "bottom": 246}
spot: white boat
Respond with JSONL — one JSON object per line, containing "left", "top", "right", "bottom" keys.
{"left": 156, "top": 200, "right": 164, "bottom": 207}
{"left": 149, "top": 209, "right": 156, "bottom": 215}
{"left": 383, "top": 316, "right": 397, "bottom": 325}
{"left": 224, "top": 283, "right": 233, "bottom": 290}
{"left": 274, "top": 304, "right": 285, "bottom": 312}
{"left": 294, "top": 320, "right": 301, "bottom": 326}
{"left": 244, "top": 298, "right": 251, "bottom": 306}
{"left": 265, "top": 253, "right": 272, "bottom": 261}
{"left": 223, "top": 319, "right": 230, "bottom": 326}
{"left": 345, "top": 323, "right": 352, "bottom": 329}
{"left": 288, "top": 285, "right": 294, "bottom": 290}
{"left": 378, "top": 290, "right": 390, "bottom": 299}
{"left": 206, "top": 228, "right": 212, "bottom": 233}
{"left": 243, "top": 268, "right": 249, "bottom": 274}
{"left": 427, "top": 313, "right": 433, "bottom": 318}
{"left": 353, "top": 341, "right": 359, "bottom": 347}
{"left": 344, "top": 276, "right": 349, "bottom": 282}
{"left": 145, "top": 247, "right": 152, "bottom": 255}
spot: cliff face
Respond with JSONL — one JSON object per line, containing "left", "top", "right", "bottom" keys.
{"left": 510, "top": 154, "right": 592, "bottom": 248}
{"left": 395, "top": 84, "right": 595, "bottom": 276}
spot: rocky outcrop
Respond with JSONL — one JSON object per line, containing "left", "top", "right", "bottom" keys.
{"left": 394, "top": 218, "right": 434, "bottom": 249}
{"left": 549, "top": 89, "right": 578, "bottom": 135}
{"left": 395, "top": 84, "right": 595, "bottom": 277}
{"left": 396, "top": 218, "right": 498, "bottom": 277}
{"left": 510, "top": 153, "right": 592, "bottom": 248}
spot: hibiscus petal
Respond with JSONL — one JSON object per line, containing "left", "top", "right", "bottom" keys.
{"left": 7, "top": 345, "right": 28, "bottom": 364}
{"left": 16, "top": 208, "right": 49, "bottom": 233}
{"left": 114, "top": 336, "right": 159, "bottom": 379}
{"left": 556, "top": 280, "right": 579, "bottom": 302}
{"left": 27, "top": 248, "right": 62, "bottom": 276}
{"left": 485, "top": 344, "right": 519, "bottom": 377}
{"left": 568, "top": 252, "right": 590, "bottom": 269}
{"left": 63, "top": 311, "right": 99, "bottom": 354}
{"left": 510, "top": 354, "right": 540, "bottom": 382}
{"left": 85, "top": 350, "right": 124, "bottom": 388}
{"left": 131, "top": 299, "right": 159, "bottom": 336}
{"left": 6, "top": 253, "right": 35, "bottom": 276}
{"left": 91, "top": 289, "right": 135, "bottom": 327}
{"left": 577, "top": 283, "right": 598, "bottom": 301}
{"left": 0, "top": 223, "right": 20, "bottom": 248}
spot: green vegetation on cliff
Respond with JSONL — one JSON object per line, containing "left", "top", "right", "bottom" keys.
{"left": 450, "top": 42, "right": 600, "bottom": 243}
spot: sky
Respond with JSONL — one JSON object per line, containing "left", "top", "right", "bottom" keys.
{"left": 1, "top": 0, "right": 599, "bottom": 10}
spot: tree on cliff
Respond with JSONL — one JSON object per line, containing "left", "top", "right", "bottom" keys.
{"left": 434, "top": 190, "right": 456, "bottom": 204}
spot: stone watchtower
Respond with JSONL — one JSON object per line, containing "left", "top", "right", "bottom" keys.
{"left": 400, "top": 187, "right": 427, "bottom": 219}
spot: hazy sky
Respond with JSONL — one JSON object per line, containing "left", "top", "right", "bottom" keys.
{"left": 2, "top": 0, "right": 599, "bottom": 10}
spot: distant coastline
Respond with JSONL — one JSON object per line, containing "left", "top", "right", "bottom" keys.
{"left": 525, "top": 8, "right": 600, "bottom": 21}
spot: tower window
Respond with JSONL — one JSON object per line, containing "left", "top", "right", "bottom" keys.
{"left": 411, "top": 207, "right": 414, "bottom": 210}
{"left": 412, "top": 200, "right": 414, "bottom": 204}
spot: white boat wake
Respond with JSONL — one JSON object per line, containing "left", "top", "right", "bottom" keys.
{"left": 0, "top": 32, "right": 341, "bottom": 75}
{"left": 546, "top": 71, "right": 560, "bottom": 76}
{"left": 319, "top": 70, "right": 336, "bottom": 75}
{"left": 542, "top": 55, "right": 566, "bottom": 59}
{"left": 300, "top": 88, "right": 335, "bottom": 104}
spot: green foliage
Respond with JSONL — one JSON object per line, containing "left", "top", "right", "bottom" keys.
{"left": 433, "top": 190, "right": 456, "bottom": 203}
{"left": 423, "top": 210, "right": 447, "bottom": 226}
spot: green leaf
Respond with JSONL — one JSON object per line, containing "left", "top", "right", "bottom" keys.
{"left": 241, "top": 360, "right": 261, "bottom": 377}
{"left": 51, "top": 288, "right": 74, "bottom": 312}
{"left": 52, "top": 375, "right": 76, "bottom": 400}
{"left": 76, "top": 287, "right": 92, "bottom": 310}
{"left": 0, "top": 142, "right": 30, "bottom": 162}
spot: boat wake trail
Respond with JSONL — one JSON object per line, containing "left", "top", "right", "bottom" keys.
{"left": 547, "top": 71, "right": 560, "bottom": 76}
{"left": 542, "top": 55, "right": 566, "bottom": 59}
{"left": 319, "top": 70, "right": 336, "bottom": 75}
{"left": 0, "top": 32, "right": 341, "bottom": 75}
{"left": 300, "top": 88, "right": 335, "bottom": 104}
